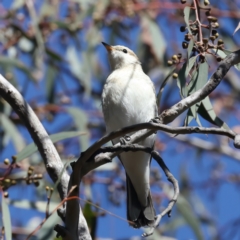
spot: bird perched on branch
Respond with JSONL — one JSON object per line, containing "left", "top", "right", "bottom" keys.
{"left": 101, "top": 42, "right": 157, "bottom": 228}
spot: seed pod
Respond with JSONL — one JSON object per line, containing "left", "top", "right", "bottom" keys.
{"left": 26, "top": 179, "right": 32, "bottom": 185}
{"left": 184, "top": 33, "right": 191, "bottom": 41}
{"left": 167, "top": 60, "right": 173, "bottom": 66}
{"left": 177, "top": 53, "right": 182, "bottom": 59}
{"left": 28, "top": 170, "right": 33, "bottom": 176}
{"left": 12, "top": 156, "right": 17, "bottom": 163}
{"left": 11, "top": 180, "right": 16, "bottom": 185}
{"left": 172, "top": 55, "right": 178, "bottom": 60}
{"left": 205, "top": 10, "right": 211, "bottom": 16}
{"left": 29, "top": 166, "right": 34, "bottom": 171}
{"left": 46, "top": 186, "right": 50, "bottom": 191}
{"left": 182, "top": 42, "right": 188, "bottom": 49}
{"left": 199, "top": 55, "right": 206, "bottom": 63}
{"left": 212, "top": 29, "right": 218, "bottom": 35}
{"left": 207, "top": 16, "right": 218, "bottom": 22}
{"left": 212, "top": 22, "right": 219, "bottom": 28}
{"left": 204, "top": 0, "right": 210, "bottom": 5}
{"left": 180, "top": 26, "right": 186, "bottom": 32}
{"left": 4, "top": 159, "right": 9, "bottom": 165}
{"left": 4, "top": 179, "right": 10, "bottom": 183}
{"left": 203, "top": 38, "right": 208, "bottom": 44}
{"left": 37, "top": 174, "right": 43, "bottom": 179}
{"left": 4, "top": 192, "right": 9, "bottom": 198}
{"left": 209, "top": 36, "right": 216, "bottom": 42}
{"left": 34, "top": 180, "right": 40, "bottom": 187}
{"left": 172, "top": 73, "right": 178, "bottom": 79}
{"left": 217, "top": 39, "right": 224, "bottom": 45}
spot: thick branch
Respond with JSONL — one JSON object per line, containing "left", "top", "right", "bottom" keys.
{"left": 65, "top": 49, "right": 240, "bottom": 238}
{"left": 160, "top": 49, "right": 240, "bottom": 124}
{"left": 0, "top": 75, "right": 90, "bottom": 240}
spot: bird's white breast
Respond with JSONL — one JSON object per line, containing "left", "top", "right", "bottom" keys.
{"left": 102, "top": 64, "right": 156, "bottom": 132}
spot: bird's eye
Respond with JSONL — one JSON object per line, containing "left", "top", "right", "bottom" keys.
{"left": 123, "top": 49, "right": 128, "bottom": 53}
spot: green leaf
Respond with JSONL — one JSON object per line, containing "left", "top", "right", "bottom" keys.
{"left": 156, "top": 66, "right": 176, "bottom": 111}
{"left": 177, "top": 195, "right": 204, "bottom": 240}
{"left": 212, "top": 49, "right": 240, "bottom": 70}
{"left": 178, "top": 56, "right": 198, "bottom": 99}
{"left": 2, "top": 195, "right": 12, "bottom": 240}
{"left": 196, "top": 61, "right": 208, "bottom": 91}
{"left": 11, "top": 0, "right": 25, "bottom": 9}
{"left": 0, "top": 113, "right": 25, "bottom": 152}
{"left": 0, "top": 56, "right": 36, "bottom": 82}
{"left": 186, "top": 56, "right": 197, "bottom": 76}
{"left": 66, "top": 46, "right": 91, "bottom": 96}
{"left": 198, "top": 97, "right": 230, "bottom": 130}
{"left": 45, "top": 65, "right": 57, "bottom": 103}
{"left": 66, "top": 107, "right": 89, "bottom": 151}
{"left": 177, "top": 63, "right": 188, "bottom": 98}
{"left": 16, "top": 131, "right": 86, "bottom": 162}
{"left": 185, "top": 62, "right": 208, "bottom": 126}
{"left": 40, "top": 1, "right": 58, "bottom": 18}
{"left": 184, "top": 6, "right": 192, "bottom": 34}
{"left": 184, "top": 108, "right": 195, "bottom": 126}
{"left": 83, "top": 202, "right": 97, "bottom": 239}
{"left": 140, "top": 14, "right": 166, "bottom": 63}
{"left": 46, "top": 48, "right": 64, "bottom": 62}
{"left": 187, "top": 39, "right": 194, "bottom": 59}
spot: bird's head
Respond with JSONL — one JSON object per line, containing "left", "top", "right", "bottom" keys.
{"left": 102, "top": 42, "right": 141, "bottom": 70}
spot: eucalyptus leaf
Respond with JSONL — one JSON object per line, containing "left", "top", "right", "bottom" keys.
{"left": 2, "top": 195, "right": 12, "bottom": 240}
{"left": 16, "top": 131, "right": 86, "bottom": 162}
{"left": 196, "top": 61, "right": 208, "bottom": 91}
{"left": 178, "top": 56, "right": 198, "bottom": 99}
{"left": 184, "top": 6, "right": 192, "bottom": 34}
{"left": 141, "top": 14, "right": 166, "bottom": 63}
{"left": 198, "top": 97, "right": 230, "bottom": 130}
{"left": 40, "top": 1, "right": 58, "bottom": 18}
{"left": 45, "top": 65, "right": 57, "bottom": 103}
{"left": 11, "top": 0, "right": 25, "bottom": 9}
{"left": 0, "top": 56, "right": 36, "bottom": 82}
{"left": 156, "top": 66, "right": 176, "bottom": 111}
{"left": 177, "top": 63, "right": 187, "bottom": 98}
{"left": 66, "top": 107, "right": 89, "bottom": 151}
{"left": 177, "top": 195, "right": 204, "bottom": 240}
{"left": 211, "top": 48, "right": 240, "bottom": 70}
{"left": 0, "top": 113, "right": 25, "bottom": 153}
{"left": 184, "top": 108, "right": 195, "bottom": 126}
{"left": 187, "top": 39, "right": 194, "bottom": 59}
{"left": 66, "top": 46, "right": 91, "bottom": 95}
{"left": 9, "top": 199, "right": 58, "bottom": 212}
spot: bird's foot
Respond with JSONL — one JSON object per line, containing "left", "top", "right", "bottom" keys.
{"left": 120, "top": 135, "right": 131, "bottom": 145}
{"left": 141, "top": 215, "right": 162, "bottom": 237}
{"left": 150, "top": 116, "right": 160, "bottom": 124}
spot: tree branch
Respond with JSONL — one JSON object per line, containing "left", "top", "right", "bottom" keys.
{"left": 0, "top": 75, "right": 91, "bottom": 240}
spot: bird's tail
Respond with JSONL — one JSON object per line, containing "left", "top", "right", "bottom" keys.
{"left": 126, "top": 174, "right": 156, "bottom": 228}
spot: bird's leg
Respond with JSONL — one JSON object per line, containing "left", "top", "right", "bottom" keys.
{"left": 119, "top": 135, "right": 131, "bottom": 145}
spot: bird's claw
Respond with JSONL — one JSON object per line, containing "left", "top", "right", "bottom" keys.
{"left": 120, "top": 135, "right": 131, "bottom": 145}
{"left": 150, "top": 116, "right": 160, "bottom": 124}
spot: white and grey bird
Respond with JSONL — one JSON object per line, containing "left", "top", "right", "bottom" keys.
{"left": 101, "top": 42, "right": 157, "bottom": 228}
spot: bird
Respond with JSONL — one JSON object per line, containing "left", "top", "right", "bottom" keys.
{"left": 101, "top": 42, "right": 158, "bottom": 228}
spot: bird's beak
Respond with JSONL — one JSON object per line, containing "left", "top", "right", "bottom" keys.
{"left": 102, "top": 42, "right": 113, "bottom": 52}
